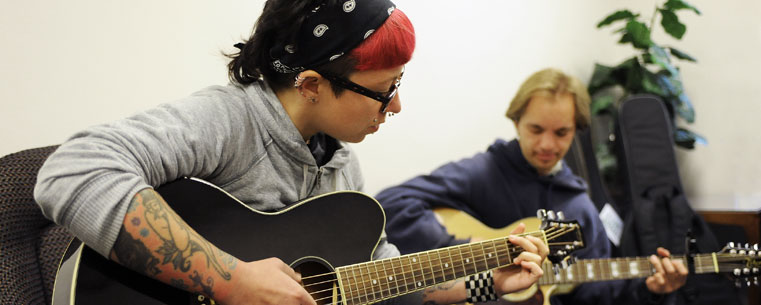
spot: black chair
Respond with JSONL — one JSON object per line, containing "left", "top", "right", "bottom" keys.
{"left": 0, "top": 145, "right": 74, "bottom": 305}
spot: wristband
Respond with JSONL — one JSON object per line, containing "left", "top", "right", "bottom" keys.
{"left": 465, "top": 270, "right": 498, "bottom": 303}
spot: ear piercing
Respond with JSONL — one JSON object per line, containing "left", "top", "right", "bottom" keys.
{"left": 294, "top": 75, "right": 306, "bottom": 88}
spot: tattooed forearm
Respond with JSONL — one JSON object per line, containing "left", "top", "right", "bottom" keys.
{"left": 419, "top": 278, "right": 465, "bottom": 305}
{"left": 112, "top": 226, "right": 162, "bottom": 276}
{"left": 110, "top": 188, "right": 239, "bottom": 296}
{"left": 140, "top": 190, "right": 233, "bottom": 280}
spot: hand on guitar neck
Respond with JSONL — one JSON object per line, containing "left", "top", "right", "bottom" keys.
{"left": 646, "top": 247, "right": 689, "bottom": 294}
{"left": 492, "top": 222, "right": 550, "bottom": 295}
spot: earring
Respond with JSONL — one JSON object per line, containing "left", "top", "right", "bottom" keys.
{"left": 294, "top": 75, "right": 306, "bottom": 88}
{"left": 387, "top": 112, "right": 396, "bottom": 117}
{"left": 309, "top": 97, "right": 316, "bottom": 103}
{"left": 373, "top": 118, "right": 378, "bottom": 122}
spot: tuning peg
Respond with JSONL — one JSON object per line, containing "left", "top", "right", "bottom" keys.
{"left": 729, "top": 242, "right": 736, "bottom": 248}
{"left": 537, "top": 209, "right": 547, "bottom": 220}
{"left": 744, "top": 268, "right": 751, "bottom": 275}
{"left": 547, "top": 210, "right": 556, "bottom": 220}
{"left": 556, "top": 211, "right": 565, "bottom": 220}
{"left": 734, "top": 268, "right": 742, "bottom": 276}
{"left": 735, "top": 280, "right": 743, "bottom": 288}
{"left": 753, "top": 267, "right": 759, "bottom": 274}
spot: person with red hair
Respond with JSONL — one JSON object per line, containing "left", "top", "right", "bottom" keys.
{"left": 34, "top": 1, "right": 547, "bottom": 304}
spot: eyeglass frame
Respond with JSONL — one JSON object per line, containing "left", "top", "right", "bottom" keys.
{"left": 316, "top": 69, "right": 403, "bottom": 113}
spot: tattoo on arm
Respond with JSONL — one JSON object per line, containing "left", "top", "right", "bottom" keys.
{"left": 110, "top": 189, "right": 238, "bottom": 296}
{"left": 419, "top": 278, "right": 463, "bottom": 305}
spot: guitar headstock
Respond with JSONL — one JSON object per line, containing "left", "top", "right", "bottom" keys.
{"left": 719, "top": 242, "right": 761, "bottom": 287}
{"left": 537, "top": 209, "right": 586, "bottom": 263}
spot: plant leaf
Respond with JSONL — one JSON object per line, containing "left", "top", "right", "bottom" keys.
{"left": 597, "top": 10, "right": 637, "bottom": 28}
{"left": 591, "top": 94, "right": 616, "bottom": 115}
{"left": 623, "top": 58, "right": 644, "bottom": 92}
{"left": 674, "top": 127, "right": 706, "bottom": 149}
{"left": 649, "top": 45, "right": 679, "bottom": 76}
{"left": 669, "top": 47, "right": 697, "bottom": 62}
{"left": 626, "top": 20, "right": 652, "bottom": 49}
{"left": 664, "top": 0, "right": 702, "bottom": 15}
{"left": 654, "top": 70, "right": 681, "bottom": 96}
{"left": 674, "top": 92, "right": 696, "bottom": 123}
{"left": 589, "top": 63, "right": 616, "bottom": 94}
{"left": 660, "top": 9, "right": 687, "bottom": 39}
{"left": 641, "top": 70, "right": 668, "bottom": 96}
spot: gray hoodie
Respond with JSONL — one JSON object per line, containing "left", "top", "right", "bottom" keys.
{"left": 34, "top": 80, "right": 399, "bottom": 261}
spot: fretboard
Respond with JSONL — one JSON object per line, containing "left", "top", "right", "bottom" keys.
{"left": 335, "top": 232, "right": 542, "bottom": 305}
{"left": 537, "top": 252, "right": 746, "bottom": 285}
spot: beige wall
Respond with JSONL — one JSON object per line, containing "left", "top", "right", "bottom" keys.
{"left": 1, "top": 0, "right": 759, "bottom": 210}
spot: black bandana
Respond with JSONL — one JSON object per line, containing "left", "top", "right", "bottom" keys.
{"left": 269, "top": 0, "right": 396, "bottom": 73}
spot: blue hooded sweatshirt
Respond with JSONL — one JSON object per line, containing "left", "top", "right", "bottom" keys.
{"left": 377, "top": 138, "right": 626, "bottom": 305}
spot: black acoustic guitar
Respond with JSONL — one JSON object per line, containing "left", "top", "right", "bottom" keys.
{"left": 52, "top": 178, "right": 585, "bottom": 305}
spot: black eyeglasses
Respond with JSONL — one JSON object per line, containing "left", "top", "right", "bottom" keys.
{"left": 318, "top": 70, "right": 403, "bottom": 113}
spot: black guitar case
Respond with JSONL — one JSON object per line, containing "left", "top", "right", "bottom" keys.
{"left": 613, "top": 95, "right": 743, "bottom": 305}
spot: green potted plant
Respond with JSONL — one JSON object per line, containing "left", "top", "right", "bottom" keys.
{"left": 588, "top": 0, "right": 705, "bottom": 179}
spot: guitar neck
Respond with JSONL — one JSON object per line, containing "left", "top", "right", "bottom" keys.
{"left": 335, "top": 232, "right": 544, "bottom": 305}
{"left": 538, "top": 252, "right": 738, "bottom": 285}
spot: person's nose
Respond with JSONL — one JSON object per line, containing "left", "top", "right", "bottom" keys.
{"left": 385, "top": 92, "right": 402, "bottom": 114}
{"left": 538, "top": 132, "right": 556, "bottom": 151}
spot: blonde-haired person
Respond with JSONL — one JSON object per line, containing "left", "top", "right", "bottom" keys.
{"left": 378, "top": 68, "right": 688, "bottom": 305}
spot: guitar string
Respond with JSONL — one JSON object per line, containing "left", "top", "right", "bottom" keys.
{"left": 322, "top": 226, "right": 582, "bottom": 303}
{"left": 304, "top": 235, "right": 536, "bottom": 302}
{"left": 302, "top": 228, "right": 580, "bottom": 303}
{"left": 311, "top": 246, "right": 757, "bottom": 302}
{"left": 300, "top": 228, "right": 554, "bottom": 286}
{"left": 540, "top": 254, "right": 758, "bottom": 283}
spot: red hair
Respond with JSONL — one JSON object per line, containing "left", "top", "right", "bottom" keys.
{"left": 350, "top": 9, "right": 416, "bottom": 71}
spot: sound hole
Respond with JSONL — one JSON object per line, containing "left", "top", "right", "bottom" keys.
{"left": 294, "top": 259, "right": 338, "bottom": 305}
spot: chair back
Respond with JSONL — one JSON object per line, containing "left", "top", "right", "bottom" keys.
{"left": 0, "top": 145, "right": 73, "bottom": 305}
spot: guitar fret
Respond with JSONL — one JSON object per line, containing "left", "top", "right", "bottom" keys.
{"left": 394, "top": 257, "right": 409, "bottom": 294}
{"left": 339, "top": 268, "right": 355, "bottom": 305}
{"left": 409, "top": 254, "right": 424, "bottom": 289}
{"left": 596, "top": 259, "right": 605, "bottom": 281}
{"left": 420, "top": 252, "right": 433, "bottom": 286}
{"left": 386, "top": 258, "right": 400, "bottom": 296}
{"left": 478, "top": 242, "right": 490, "bottom": 270}
{"left": 432, "top": 250, "right": 446, "bottom": 283}
{"left": 454, "top": 246, "right": 465, "bottom": 278}
{"left": 610, "top": 259, "right": 620, "bottom": 278}
{"left": 467, "top": 244, "right": 479, "bottom": 274}
{"left": 444, "top": 248, "right": 455, "bottom": 281}
{"left": 400, "top": 257, "right": 410, "bottom": 293}
{"left": 364, "top": 262, "right": 381, "bottom": 301}
{"left": 375, "top": 260, "right": 390, "bottom": 300}
{"left": 488, "top": 240, "right": 500, "bottom": 267}
{"left": 380, "top": 259, "right": 396, "bottom": 297}
{"left": 351, "top": 266, "right": 366, "bottom": 305}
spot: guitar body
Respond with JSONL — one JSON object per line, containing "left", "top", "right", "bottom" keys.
{"left": 53, "top": 178, "right": 385, "bottom": 305}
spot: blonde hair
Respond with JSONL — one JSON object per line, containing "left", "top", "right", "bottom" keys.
{"left": 505, "top": 68, "right": 591, "bottom": 129}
